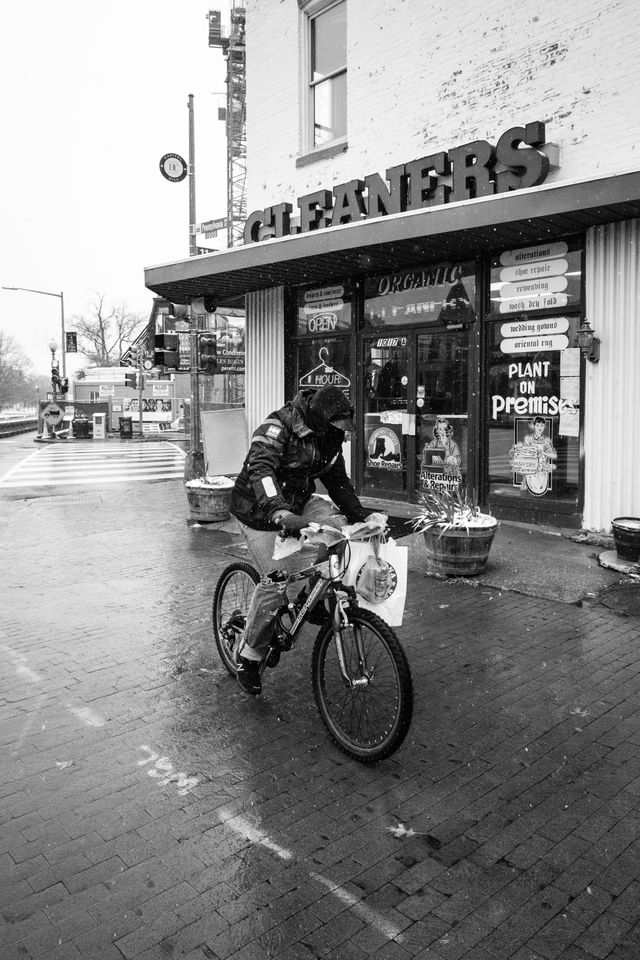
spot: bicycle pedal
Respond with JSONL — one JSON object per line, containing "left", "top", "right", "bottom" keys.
{"left": 265, "top": 647, "right": 281, "bottom": 668}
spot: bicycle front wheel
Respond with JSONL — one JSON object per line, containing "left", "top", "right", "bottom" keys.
{"left": 311, "top": 608, "right": 413, "bottom": 763}
{"left": 212, "top": 561, "right": 260, "bottom": 676}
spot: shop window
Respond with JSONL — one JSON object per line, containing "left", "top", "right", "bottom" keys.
{"left": 364, "top": 262, "right": 477, "bottom": 328}
{"left": 488, "top": 239, "right": 583, "bottom": 317}
{"left": 487, "top": 317, "right": 581, "bottom": 506}
{"left": 295, "top": 338, "right": 351, "bottom": 397}
{"left": 487, "top": 239, "right": 583, "bottom": 515}
{"left": 302, "top": 0, "right": 347, "bottom": 150}
{"left": 296, "top": 281, "right": 352, "bottom": 336}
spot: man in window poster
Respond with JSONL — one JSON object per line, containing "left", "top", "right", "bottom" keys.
{"left": 509, "top": 416, "right": 558, "bottom": 496}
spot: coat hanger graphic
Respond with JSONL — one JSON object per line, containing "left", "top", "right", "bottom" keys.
{"left": 299, "top": 347, "right": 351, "bottom": 387}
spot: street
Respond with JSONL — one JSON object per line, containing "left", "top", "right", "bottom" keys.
{"left": 2, "top": 435, "right": 640, "bottom": 960}
{"left": 0, "top": 438, "right": 186, "bottom": 489}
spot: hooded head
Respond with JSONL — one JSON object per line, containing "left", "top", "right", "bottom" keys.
{"left": 306, "top": 386, "right": 356, "bottom": 434}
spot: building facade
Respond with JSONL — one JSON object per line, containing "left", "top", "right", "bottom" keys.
{"left": 145, "top": 0, "right": 640, "bottom": 531}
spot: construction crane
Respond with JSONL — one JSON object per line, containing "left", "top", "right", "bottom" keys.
{"left": 208, "top": 5, "right": 246, "bottom": 248}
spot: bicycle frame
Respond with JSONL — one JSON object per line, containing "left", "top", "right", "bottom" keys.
{"left": 263, "top": 522, "right": 384, "bottom": 689}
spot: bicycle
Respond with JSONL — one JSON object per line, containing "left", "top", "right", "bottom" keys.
{"left": 212, "top": 519, "right": 413, "bottom": 763}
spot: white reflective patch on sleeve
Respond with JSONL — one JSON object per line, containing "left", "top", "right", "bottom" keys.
{"left": 261, "top": 476, "right": 278, "bottom": 498}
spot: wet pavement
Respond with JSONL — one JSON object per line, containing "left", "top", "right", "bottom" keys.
{"left": 2, "top": 466, "right": 640, "bottom": 960}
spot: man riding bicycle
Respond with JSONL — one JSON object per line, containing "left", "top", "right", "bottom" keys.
{"left": 229, "top": 385, "right": 373, "bottom": 695}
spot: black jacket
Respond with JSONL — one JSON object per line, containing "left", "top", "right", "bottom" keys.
{"left": 230, "top": 390, "right": 367, "bottom": 530}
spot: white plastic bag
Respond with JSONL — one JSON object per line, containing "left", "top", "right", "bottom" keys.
{"left": 342, "top": 538, "right": 408, "bottom": 626}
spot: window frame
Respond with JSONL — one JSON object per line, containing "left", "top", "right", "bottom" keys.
{"left": 299, "top": 0, "right": 347, "bottom": 159}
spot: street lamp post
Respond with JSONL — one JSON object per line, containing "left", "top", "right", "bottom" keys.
{"left": 1, "top": 286, "right": 66, "bottom": 376}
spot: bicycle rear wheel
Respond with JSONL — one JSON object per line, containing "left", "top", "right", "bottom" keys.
{"left": 212, "top": 562, "right": 260, "bottom": 676}
{"left": 311, "top": 608, "right": 413, "bottom": 763}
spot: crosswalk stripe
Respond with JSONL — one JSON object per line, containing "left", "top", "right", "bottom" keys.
{"left": 18, "top": 460, "right": 185, "bottom": 474}
{"left": 0, "top": 473, "right": 185, "bottom": 487}
{"left": 0, "top": 441, "right": 187, "bottom": 488}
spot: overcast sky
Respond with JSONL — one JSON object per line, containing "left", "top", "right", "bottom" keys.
{"left": 1, "top": 1, "right": 231, "bottom": 375}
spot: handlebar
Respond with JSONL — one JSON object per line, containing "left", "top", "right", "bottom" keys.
{"left": 299, "top": 515, "right": 388, "bottom": 548}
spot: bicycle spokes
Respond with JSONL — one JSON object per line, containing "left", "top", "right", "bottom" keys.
{"left": 313, "top": 609, "right": 412, "bottom": 762}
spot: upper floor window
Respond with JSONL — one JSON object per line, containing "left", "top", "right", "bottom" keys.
{"left": 307, "top": 1, "right": 346, "bottom": 148}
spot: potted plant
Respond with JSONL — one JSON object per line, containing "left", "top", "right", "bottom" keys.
{"left": 410, "top": 488, "right": 498, "bottom": 576}
{"left": 185, "top": 475, "right": 235, "bottom": 523}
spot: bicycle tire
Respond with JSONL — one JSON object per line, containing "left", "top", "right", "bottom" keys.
{"left": 212, "top": 561, "right": 260, "bottom": 676}
{"left": 311, "top": 607, "right": 413, "bottom": 763}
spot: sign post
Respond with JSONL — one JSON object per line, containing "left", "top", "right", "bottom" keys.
{"left": 184, "top": 310, "right": 205, "bottom": 481}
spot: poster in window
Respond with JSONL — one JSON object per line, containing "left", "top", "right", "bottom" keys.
{"left": 418, "top": 416, "right": 463, "bottom": 493}
{"left": 509, "top": 417, "right": 557, "bottom": 496}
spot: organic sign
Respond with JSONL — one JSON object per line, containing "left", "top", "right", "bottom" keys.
{"left": 365, "top": 263, "right": 476, "bottom": 327}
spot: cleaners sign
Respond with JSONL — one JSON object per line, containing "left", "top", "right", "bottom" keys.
{"left": 246, "top": 121, "right": 558, "bottom": 243}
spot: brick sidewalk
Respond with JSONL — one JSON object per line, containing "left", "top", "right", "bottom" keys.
{"left": 2, "top": 480, "right": 640, "bottom": 959}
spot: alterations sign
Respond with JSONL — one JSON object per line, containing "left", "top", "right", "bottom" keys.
{"left": 490, "top": 241, "right": 582, "bottom": 315}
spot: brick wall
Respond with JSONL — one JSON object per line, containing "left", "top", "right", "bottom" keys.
{"left": 245, "top": 0, "right": 640, "bottom": 215}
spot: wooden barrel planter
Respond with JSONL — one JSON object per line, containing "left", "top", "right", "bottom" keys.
{"left": 422, "top": 519, "right": 498, "bottom": 576}
{"left": 611, "top": 517, "right": 640, "bottom": 562}
{"left": 185, "top": 479, "right": 233, "bottom": 523}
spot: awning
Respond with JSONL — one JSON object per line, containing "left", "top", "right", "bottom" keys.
{"left": 144, "top": 170, "right": 640, "bottom": 307}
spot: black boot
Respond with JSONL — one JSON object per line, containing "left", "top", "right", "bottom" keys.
{"left": 236, "top": 656, "right": 262, "bottom": 696}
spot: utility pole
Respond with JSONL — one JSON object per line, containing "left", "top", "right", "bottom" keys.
{"left": 188, "top": 94, "right": 197, "bottom": 258}
{"left": 137, "top": 347, "right": 145, "bottom": 437}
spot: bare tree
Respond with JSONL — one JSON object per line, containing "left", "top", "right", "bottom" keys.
{"left": 0, "top": 330, "right": 32, "bottom": 410}
{"left": 70, "top": 292, "right": 146, "bottom": 367}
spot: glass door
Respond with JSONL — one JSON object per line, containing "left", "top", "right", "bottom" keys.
{"left": 361, "top": 334, "right": 410, "bottom": 499}
{"left": 360, "top": 329, "right": 471, "bottom": 502}
{"left": 415, "top": 332, "right": 470, "bottom": 498}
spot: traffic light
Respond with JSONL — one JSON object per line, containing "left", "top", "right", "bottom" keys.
{"left": 198, "top": 333, "right": 217, "bottom": 372}
{"left": 124, "top": 371, "right": 137, "bottom": 389}
{"left": 167, "top": 303, "right": 189, "bottom": 321}
{"left": 58, "top": 377, "right": 69, "bottom": 396}
{"left": 154, "top": 333, "right": 180, "bottom": 369}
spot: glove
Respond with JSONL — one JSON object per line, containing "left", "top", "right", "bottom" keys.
{"left": 274, "top": 511, "right": 308, "bottom": 536}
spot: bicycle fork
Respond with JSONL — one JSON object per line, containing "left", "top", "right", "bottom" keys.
{"left": 332, "top": 592, "right": 372, "bottom": 690}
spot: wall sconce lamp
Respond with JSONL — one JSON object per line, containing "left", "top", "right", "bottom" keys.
{"left": 577, "top": 319, "right": 600, "bottom": 363}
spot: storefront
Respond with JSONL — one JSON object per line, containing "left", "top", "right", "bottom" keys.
{"left": 286, "top": 238, "right": 584, "bottom": 526}
{"left": 144, "top": 170, "right": 640, "bottom": 531}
